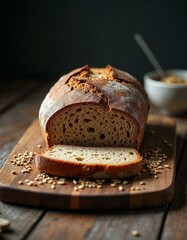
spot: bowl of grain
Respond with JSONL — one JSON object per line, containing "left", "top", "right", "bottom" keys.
{"left": 144, "top": 69, "right": 187, "bottom": 115}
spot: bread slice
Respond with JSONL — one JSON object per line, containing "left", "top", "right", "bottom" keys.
{"left": 36, "top": 145, "right": 142, "bottom": 178}
{"left": 39, "top": 65, "right": 149, "bottom": 149}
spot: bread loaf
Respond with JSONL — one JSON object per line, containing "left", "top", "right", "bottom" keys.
{"left": 39, "top": 65, "right": 149, "bottom": 149}
{"left": 36, "top": 145, "right": 142, "bottom": 178}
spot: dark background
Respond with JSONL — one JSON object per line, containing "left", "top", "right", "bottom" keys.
{"left": 0, "top": 0, "right": 187, "bottom": 82}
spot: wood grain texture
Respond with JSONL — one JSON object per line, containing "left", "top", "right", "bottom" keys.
{"left": 27, "top": 208, "right": 165, "bottom": 240}
{"left": 0, "top": 115, "right": 176, "bottom": 210}
{"left": 160, "top": 135, "right": 187, "bottom": 240}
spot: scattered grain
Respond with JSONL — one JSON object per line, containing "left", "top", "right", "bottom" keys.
{"left": 0, "top": 218, "right": 10, "bottom": 231}
{"left": 140, "top": 181, "right": 146, "bottom": 185}
{"left": 118, "top": 186, "right": 124, "bottom": 191}
{"left": 131, "top": 230, "right": 140, "bottom": 237}
{"left": 37, "top": 145, "right": 42, "bottom": 148}
{"left": 27, "top": 182, "right": 33, "bottom": 186}
{"left": 73, "top": 180, "right": 78, "bottom": 185}
{"left": 164, "top": 164, "right": 170, "bottom": 168}
{"left": 18, "top": 181, "right": 24, "bottom": 185}
{"left": 74, "top": 186, "right": 78, "bottom": 191}
{"left": 123, "top": 180, "right": 128, "bottom": 185}
{"left": 51, "top": 184, "right": 55, "bottom": 189}
{"left": 57, "top": 181, "right": 66, "bottom": 185}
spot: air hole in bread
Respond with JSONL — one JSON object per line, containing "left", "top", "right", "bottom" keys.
{"left": 87, "top": 127, "right": 95, "bottom": 133}
{"left": 127, "top": 130, "right": 130, "bottom": 138}
{"left": 76, "top": 157, "right": 84, "bottom": 161}
{"left": 62, "top": 124, "right": 66, "bottom": 133}
{"left": 67, "top": 151, "right": 72, "bottom": 154}
{"left": 99, "top": 134, "right": 106, "bottom": 140}
{"left": 83, "top": 118, "right": 92, "bottom": 123}
{"left": 47, "top": 104, "right": 138, "bottom": 148}
{"left": 127, "top": 121, "right": 131, "bottom": 129}
{"left": 129, "top": 151, "right": 134, "bottom": 155}
{"left": 92, "top": 153, "right": 99, "bottom": 156}
{"left": 76, "top": 108, "right": 82, "bottom": 112}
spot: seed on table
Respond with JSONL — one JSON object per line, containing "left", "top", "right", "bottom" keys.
{"left": 0, "top": 218, "right": 10, "bottom": 231}
{"left": 131, "top": 230, "right": 140, "bottom": 237}
{"left": 73, "top": 180, "right": 78, "bottom": 185}
{"left": 155, "top": 175, "right": 158, "bottom": 179}
{"left": 27, "top": 182, "right": 33, "bottom": 186}
{"left": 164, "top": 164, "right": 170, "bottom": 168}
{"left": 123, "top": 180, "right": 128, "bottom": 185}
{"left": 51, "top": 184, "right": 55, "bottom": 189}
{"left": 118, "top": 186, "right": 124, "bottom": 191}
{"left": 37, "top": 145, "right": 42, "bottom": 148}
{"left": 97, "top": 185, "right": 102, "bottom": 189}
{"left": 18, "top": 181, "right": 24, "bottom": 185}
{"left": 57, "top": 181, "right": 66, "bottom": 185}
{"left": 78, "top": 185, "right": 84, "bottom": 190}
{"left": 140, "top": 181, "right": 146, "bottom": 185}
{"left": 110, "top": 183, "right": 117, "bottom": 187}
{"left": 74, "top": 186, "right": 78, "bottom": 191}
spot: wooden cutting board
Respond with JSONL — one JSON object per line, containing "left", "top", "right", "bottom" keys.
{"left": 0, "top": 115, "right": 176, "bottom": 210}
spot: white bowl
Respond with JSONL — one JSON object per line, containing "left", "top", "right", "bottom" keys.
{"left": 144, "top": 69, "right": 187, "bottom": 115}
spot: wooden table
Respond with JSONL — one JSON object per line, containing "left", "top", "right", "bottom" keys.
{"left": 0, "top": 80, "right": 186, "bottom": 240}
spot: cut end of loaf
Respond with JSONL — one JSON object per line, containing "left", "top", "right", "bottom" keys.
{"left": 46, "top": 103, "right": 138, "bottom": 148}
{"left": 36, "top": 145, "right": 142, "bottom": 178}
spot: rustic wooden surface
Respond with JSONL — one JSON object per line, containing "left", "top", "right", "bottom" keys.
{"left": 0, "top": 116, "right": 176, "bottom": 210}
{"left": 0, "top": 79, "right": 186, "bottom": 239}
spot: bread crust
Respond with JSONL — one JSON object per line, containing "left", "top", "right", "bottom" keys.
{"left": 39, "top": 65, "right": 149, "bottom": 149}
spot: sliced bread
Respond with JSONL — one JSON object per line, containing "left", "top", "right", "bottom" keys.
{"left": 36, "top": 145, "right": 142, "bottom": 178}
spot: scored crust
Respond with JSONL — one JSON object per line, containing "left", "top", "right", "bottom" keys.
{"left": 39, "top": 65, "right": 149, "bottom": 149}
